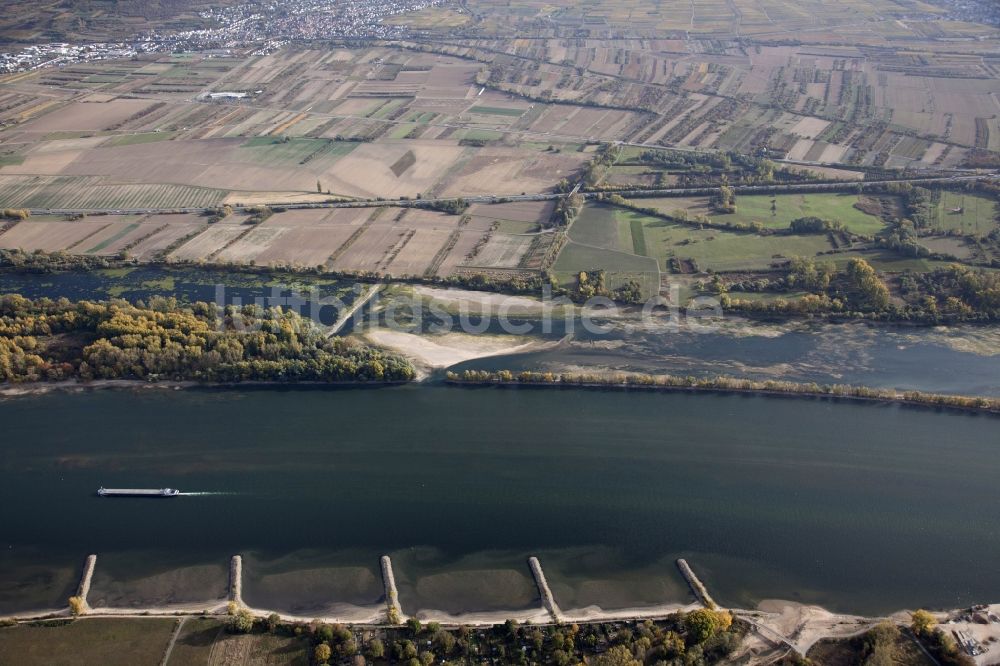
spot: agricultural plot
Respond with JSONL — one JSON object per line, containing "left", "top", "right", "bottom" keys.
{"left": 0, "top": 219, "right": 113, "bottom": 252}
{"left": 0, "top": 175, "right": 226, "bottom": 210}
{"left": 164, "top": 618, "right": 310, "bottom": 666}
{"left": 238, "top": 137, "right": 360, "bottom": 169}
{"left": 557, "top": 200, "right": 841, "bottom": 275}
{"left": 552, "top": 241, "right": 660, "bottom": 295}
{"left": 635, "top": 193, "right": 885, "bottom": 235}
{"left": 433, "top": 230, "right": 490, "bottom": 277}
{"left": 0, "top": 618, "right": 177, "bottom": 666}
{"left": 439, "top": 147, "right": 588, "bottom": 198}
{"left": 920, "top": 236, "right": 976, "bottom": 261}
{"left": 323, "top": 141, "right": 466, "bottom": 199}
{"left": 386, "top": 229, "right": 453, "bottom": 276}
{"left": 66, "top": 218, "right": 144, "bottom": 254}
{"left": 214, "top": 225, "right": 289, "bottom": 264}
{"left": 469, "top": 105, "right": 528, "bottom": 118}
{"left": 466, "top": 200, "right": 554, "bottom": 230}
{"left": 168, "top": 223, "right": 249, "bottom": 262}
{"left": 567, "top": 204, "right": 631, "bottom": 251}
{"left": 637, "top": 219, "right": 837, "bottom": 272}
{"left": 328, "top": 223, "right": 408, "bottom": 273}
{"left": 465, "top": 233, "right": 535, "bottom": 269}
{"left": 17, "top": 98, "right": 160, "bottom": 134}
{"left": 712, "top": 193, "right": 887, "bottom": 235}
{"left": 933, "top": 191, "right": 999, "bottom": 235}
{"left": 554, "top": 204, "right": 661, "bottom": 284}
{"left": 128, "top": 215, "right": 207, "bottom": 261}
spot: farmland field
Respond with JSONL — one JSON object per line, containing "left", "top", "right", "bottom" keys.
{"left": 567, "top": 204, "right": 630, "bottom": 251}
{"left": 640, "top": 193, "right": 887, "bottom": 235}
{"left": 639, "top": 219, "right": 836, "bottom": 272}
{"left": 560, "top": 201, "right": 838, "bottom": 273}
{"left": 0, "top": 4, "right": 995, "bottom": 302}
{"left": 0, "top": 176, "right": 226, "bottom": 209}
{"left": 165, "top": 618, "right": 310, "bottom": 666}
{"left": 0, "top": 618, "right": 177, "bottom": 666}
{"left": 933, "top": 191, "right": 999, "bottom": 234}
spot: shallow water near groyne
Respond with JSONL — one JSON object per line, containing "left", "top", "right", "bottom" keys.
{"left": 0, "top": 385, "right": 998, "bottom": 617}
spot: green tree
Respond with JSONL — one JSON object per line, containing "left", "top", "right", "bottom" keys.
{"left": 684, "top": 609, "right": 732, "bottom": 644}
{"left": 68, "top": 595, "right": 85, "bottom": 616}
{"left": 265, "top": 612, "right": 280, "bottom": 633}
{"left": 592, "top": 644, "right": 641, "bottom": 666}
{"left": 433, "top": 629, "right": 456, "bottom": 654}
{"left": 911, "top": 609, "right": 936, "bottom": 636}
{"left": 314, "top": 642, "right": 332, "bottom": 664}
{"left": 337, "top": 638, "right": 357, "bottom": 657}
{"left": 368, "top": 637, "right": 385, "bottom": 658}
{"left": 846, "top": 258, "right": 890, "bottom": 310}
{"left": 395, "top": 639, "right": 417, "bottom": 660}
{"left": 227, "top": 608, "right": 255, "bottom": 634}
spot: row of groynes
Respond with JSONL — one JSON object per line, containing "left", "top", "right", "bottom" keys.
{"left": 445, "top": 370, "right": 1000, "bottom": 415}
{"left": 13, "top": 553, "right": 720, "bottom": 624}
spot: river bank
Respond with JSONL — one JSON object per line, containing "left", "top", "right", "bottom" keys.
{"left": 0, "top": 378, "right": 411, "bottom": 398}
{"left": 5, "top": 594, "right": 997, "bottom": 664}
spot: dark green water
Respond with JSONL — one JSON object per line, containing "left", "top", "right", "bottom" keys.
{"left": 1, "top": 385, "right": 998, "bottom": 616}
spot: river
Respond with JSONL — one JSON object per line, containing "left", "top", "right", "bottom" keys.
{"left": 1, "top": 385, "right": 997, "bottom": 617}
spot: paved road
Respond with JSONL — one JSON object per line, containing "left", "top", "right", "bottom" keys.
{"left": 23, "top": 172, "right": 997, "bottom": 217}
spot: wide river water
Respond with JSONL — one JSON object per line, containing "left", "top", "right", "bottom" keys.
{"left": 1, "top": 385, "right": 998, "bottom": 617}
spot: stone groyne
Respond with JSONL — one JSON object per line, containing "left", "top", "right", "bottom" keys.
{"left": 76, "top": 554, "right": 97, "bottom": 610}
{"left": 528, "top": 556, "right": 563, "bottom": 622}
{"left": 676, "top": 558, "right": 716, "bottom": 609}
{"left": 381, "top": 555, "right": 403, "bottom": 622}
{"left": 229, "top": 555, "right": 243, "bottom": 606}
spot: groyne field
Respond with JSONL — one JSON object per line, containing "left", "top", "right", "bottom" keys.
{"left": 445, "top": 370, "right": 1000, "bottom": 416}
{"left": 3, "top": 554, "right": 999, "bottom": 665}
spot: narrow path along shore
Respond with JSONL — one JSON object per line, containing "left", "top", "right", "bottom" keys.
{"left": 159, "top": 617, "right": 186, "bottom": 666}
{"left": 329, "top": 283, "right": 382, "bottom": 336}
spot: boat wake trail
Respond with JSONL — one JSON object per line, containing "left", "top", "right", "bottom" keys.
{"left": 178, "top": 492, "right": 237, "bottom": 496}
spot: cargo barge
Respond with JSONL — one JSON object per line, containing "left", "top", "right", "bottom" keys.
{"left": 97, "top": 487, "right": 180, "bottom": 497}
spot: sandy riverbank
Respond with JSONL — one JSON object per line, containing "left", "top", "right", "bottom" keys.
{"left": 410, "top": 285, "right": 547, "bottom": 314}
{"left": 745, "top": 599, "right": 881, "bottom": 654}
{"left": 364, "top": 328, "right": 554, "bottom": 376}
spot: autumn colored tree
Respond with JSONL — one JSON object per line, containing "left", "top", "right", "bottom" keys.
{"left": 911, "top": 609, "right": 937, "bottom": 635}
